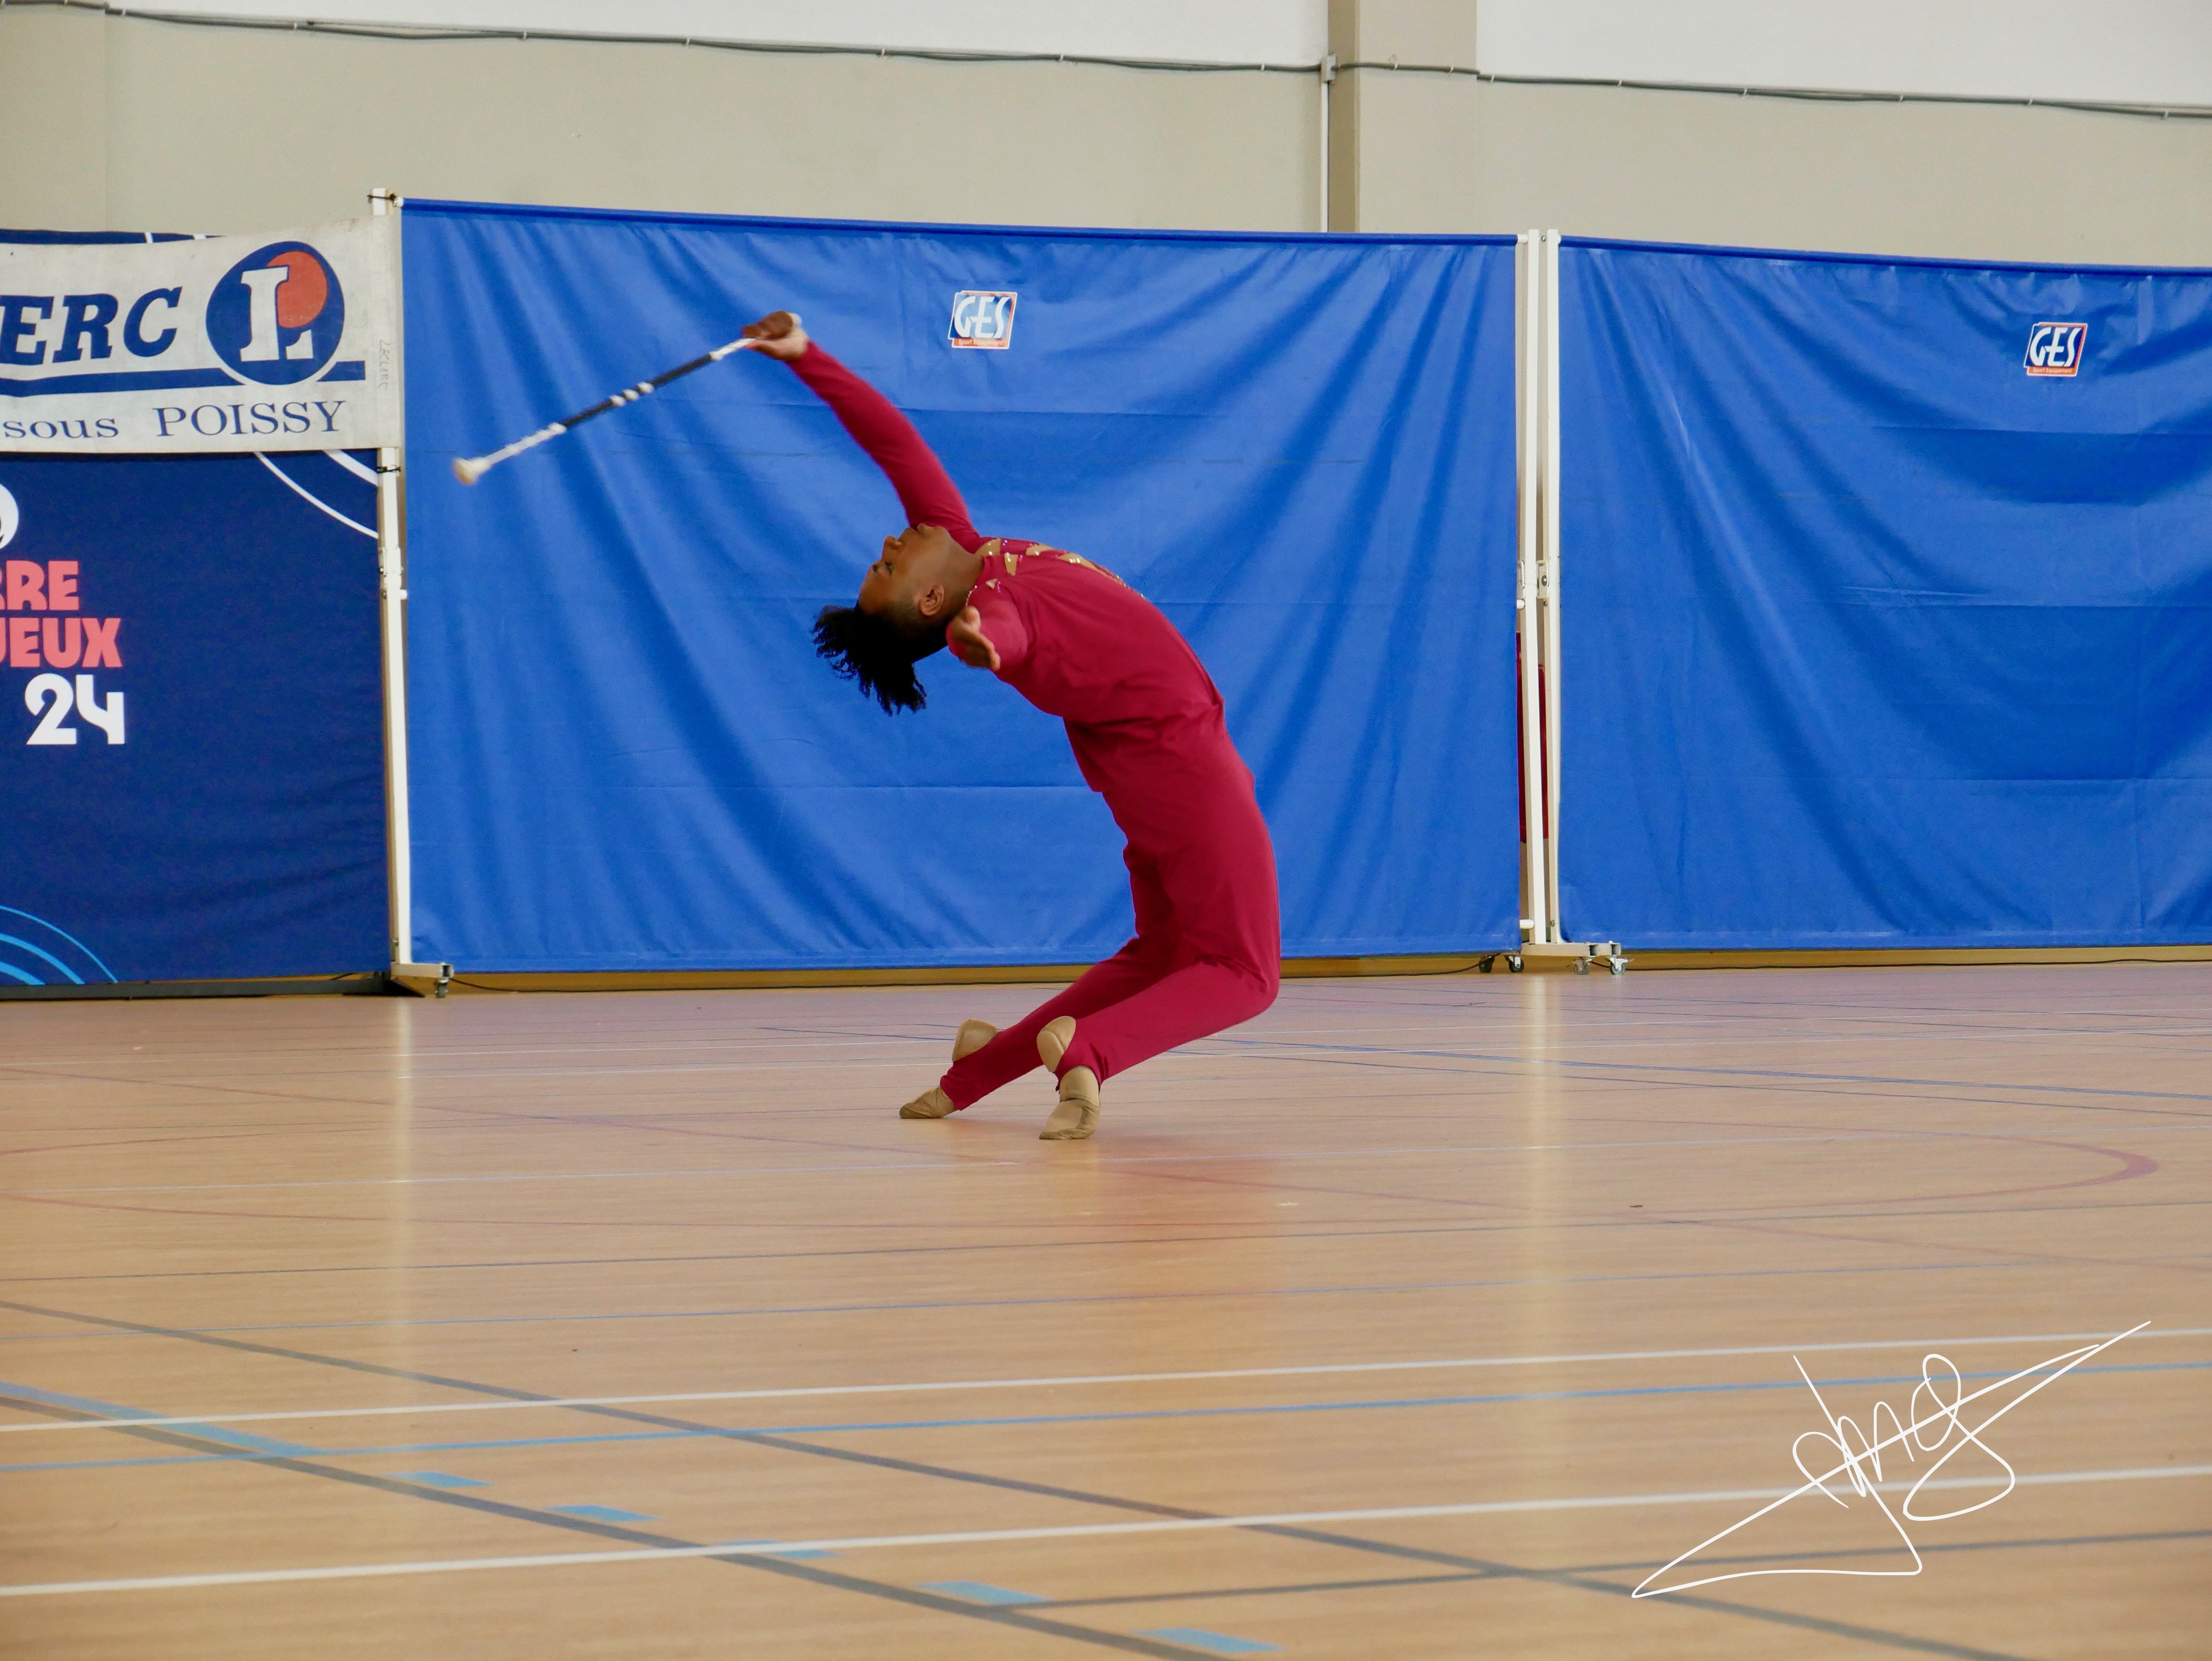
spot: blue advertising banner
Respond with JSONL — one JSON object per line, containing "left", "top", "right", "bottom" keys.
{"left": 1559, "top": 237, "right": 2212, "bottom": 948}
{"left": 0, "top": 451, "right": 388, "bottom": 985}
{"left": 402, "top": 201, "right": 1520, "bottom": 971}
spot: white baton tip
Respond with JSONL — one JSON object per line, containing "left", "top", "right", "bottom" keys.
{"left": 452, "top": 456, "right": 488, "bottom": 486}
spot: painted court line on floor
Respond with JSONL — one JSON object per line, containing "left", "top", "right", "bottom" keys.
{"left": 24, "top": 1118, "right": 2205, "bottom": 1196}
{"left": 2, "top": 1326, "right": 2197, "bottom": 1437}
{"left": 919, "top": 1579, "right": 1048, "bottom": 1606}
{"left": 390, "top": 1470, "right": 488, "bottom": 1489}
{"left": 28, "top": 1358, "right": 2200, "bottom": 1475}
{"left": 1136, "top": 1628, "right": 1278, "bottom": 1656}
{"left": 4, "top": 1464, "right": 2206, "bottom": 1599}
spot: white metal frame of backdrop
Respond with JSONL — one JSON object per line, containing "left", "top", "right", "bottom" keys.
{"left": 371, "top": 192, "right": 439, "bottom": 991}
{"left": 374, "top": 205, "right": 1620, "bottom": 986}
{"left": 1512, "top": 229, "right": 1623, "bottom": 976}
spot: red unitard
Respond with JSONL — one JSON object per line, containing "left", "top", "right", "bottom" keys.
{"left": 790, "top": 343, "right": 1281, "bottom": 1102}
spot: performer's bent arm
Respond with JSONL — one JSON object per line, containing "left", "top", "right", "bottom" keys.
{"left": 749, "top": 309, "right": 1012, "bottom": 712}
{"left": 743, "top": 311, "right": 979, "bottom": 549}
{"left": 951, "top": 597, "right": 1025, "bottom": 674}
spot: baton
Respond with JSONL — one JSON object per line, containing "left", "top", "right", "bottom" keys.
{"left": 451, "top": 324, "right": 787, "bottom": 485}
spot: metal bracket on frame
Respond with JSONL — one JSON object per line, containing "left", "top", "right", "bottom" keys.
{"left": 392, "top": 961, "right": 454, "bottom": 998}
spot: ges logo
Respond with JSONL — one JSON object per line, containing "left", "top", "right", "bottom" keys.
{"left": 948, "top": 290, "right": 1017, "bottom": 350}
{"left": 2024, "top": 321, "right": 2086, "bottom": 378}
{"left": 207, "top": 240, "right": 346, "bottom": 384}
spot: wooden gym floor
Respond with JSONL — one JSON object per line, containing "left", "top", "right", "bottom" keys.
{"left": 0, "top": 965, "right": 2206, "bottom": 1659}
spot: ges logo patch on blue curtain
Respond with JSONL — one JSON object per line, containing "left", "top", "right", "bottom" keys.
{"left": 948, "top": 290, "right": 1017, "bottom": 350}
{"left": 2024, "top": 320, "right": 2086, "bottom": 377}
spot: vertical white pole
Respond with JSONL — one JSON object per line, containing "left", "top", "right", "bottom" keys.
{"left": 369, "top": 186, "right": 414, "bottom": 969}
{"left": 1540, "top": 228, "right": 1565, "bottom": 943}
{"left": 1318, "top": 54, "right": 1335, "bottom": 231}
{"left": 1515, "top": 231, "right": 1549, "bottom": 946}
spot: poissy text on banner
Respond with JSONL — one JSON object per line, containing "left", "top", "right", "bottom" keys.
{"left": 0, "top": 220, "right": 400, "bottom": 453}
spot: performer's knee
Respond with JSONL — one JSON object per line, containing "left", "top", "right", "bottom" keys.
{"left": 1220, "top": 955, "right": 1278, "bottom": 1022}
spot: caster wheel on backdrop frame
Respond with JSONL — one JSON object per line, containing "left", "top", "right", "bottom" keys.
{"left": 1498, "top": 941, "right": 1631, "bottom": 977}
{"left": 1477, "top": 954, "right": 1497, "bottom": 973}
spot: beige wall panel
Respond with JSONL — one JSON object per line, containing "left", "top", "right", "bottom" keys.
{"left": 1349, "top": 73, "right": 2212, "bottom": 265}
{"left": 10, "top": 16, "right": 1317, "bottom": 236}
{"left": 0, "top": 10, "right": 108, "bottom": 230}
{"left": 1344, "top": 0, "right": 1477, "bottom": 67}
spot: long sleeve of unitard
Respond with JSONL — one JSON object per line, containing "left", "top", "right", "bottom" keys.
{"left": 789, "top": 345, "right": 981, "bottom": 551}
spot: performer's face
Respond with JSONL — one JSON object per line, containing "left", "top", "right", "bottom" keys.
{"left": 858, "top": 523, "right": 961, "bottom": 624}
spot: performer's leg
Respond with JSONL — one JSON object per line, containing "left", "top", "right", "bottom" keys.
{"left": 1053, "top": 955, "right": 1276, "bottom": 1084}
{"left": 1053, "top": 787, "right": 1281, "bottom": 1087}
{"left": 937, "top": 849, "right": 1177, "bottom": 1109}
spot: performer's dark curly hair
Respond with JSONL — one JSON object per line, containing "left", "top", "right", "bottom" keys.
{"left": 813, "top": 605, "right": 946, "bottom": 714}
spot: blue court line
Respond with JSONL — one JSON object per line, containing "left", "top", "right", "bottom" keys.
{"left": 920, "top": 1580, "right": 1048, "bottom": 1606}
{"left": 9, "top": 1359, "right": 2196, "bottom": 1474}
{"left": 0, "top": 1259, "right": 2083, "bottom": 1344}
{"left": 1138, "top": 1628, "right": 1278, "bottom": 1656}
{"left": 391, "top": 1470, "right": 489, "bottom": 1489}
{"left": 0, "top": 1451, "right": 233, "bottom": 1474}
{"left": 1242, "top": 1035, "right": 2212, "bottom": 1109}
{"left": 547, "top": 1503, "right": 655, "bottom": 1523}
{"left": 303, "top": 1358, "right": 2206, "bottom": 1455}
{"left": 0, "top": 1378, "right": 319, "bottom": 1456}
{"left": 16, "top": 1201, "right": 2202, "bottom": 1292}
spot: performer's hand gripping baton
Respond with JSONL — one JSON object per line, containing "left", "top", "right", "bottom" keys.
{"left": 451, "top": 326, "right": 783, "bottom": 485}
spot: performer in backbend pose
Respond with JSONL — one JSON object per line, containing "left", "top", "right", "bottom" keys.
{"left": 742, "top": 310, "right": 1279, "bottom": 1141}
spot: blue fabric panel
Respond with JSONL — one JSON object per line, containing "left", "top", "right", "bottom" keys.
{"left": 401, "top": 202, "right": 1518, "bottom": 971}
{"left": 0, "top": 452, "right": 387, "bottom": 982}
{"left": 1559, "top": 238, "right": 2212, "bottom": 947}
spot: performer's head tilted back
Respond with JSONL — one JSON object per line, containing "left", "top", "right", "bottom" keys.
{"left": 741, "top": 310, "right": 988, "bottom": 714}
{"left": 808, "top": 520, "right": 965, "bottom": 712}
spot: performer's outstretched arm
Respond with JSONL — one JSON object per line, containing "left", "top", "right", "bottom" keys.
{"left": 744, "top": 312, "right": 979, "bottom": 550}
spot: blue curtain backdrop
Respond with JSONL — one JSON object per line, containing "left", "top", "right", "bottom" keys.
{"left": 401, "top": 202, "right": 1520, "bottom": 971}
{"left": 1560, "top": 237, "right": 2212, "bottom": 948}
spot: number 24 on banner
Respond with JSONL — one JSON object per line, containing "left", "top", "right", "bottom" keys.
{"left": 25, "top": 673, "right": 124, "bottom": 745}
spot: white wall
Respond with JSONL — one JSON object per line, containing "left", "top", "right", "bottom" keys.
{"left": 0, "top": 6, "right": 1323, "bottom": 235}
{"left": 129, "top": 0, "right": 1328, "bottom": 65}
{"left": 1475, "top": 0, "right": 2212, "bottom": 108}
{"left": 1329, "top": 0, "right": 2212, "bottom": 264}
{"left": 4, "top": 1, "right": 2209, "bottom": 265}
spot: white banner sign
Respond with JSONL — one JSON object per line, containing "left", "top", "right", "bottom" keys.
{"left": 0, "top": 219, "right": 400, "bottom": 454}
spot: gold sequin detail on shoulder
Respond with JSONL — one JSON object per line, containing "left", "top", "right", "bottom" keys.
{"left": 1034, "top": 546, "right": 1127, "bottom": 587}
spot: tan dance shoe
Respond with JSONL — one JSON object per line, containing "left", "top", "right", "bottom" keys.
{"left": 1035, "top": 1018, "right": 1097, "bottom": 1139}
{"left": 899, "top": 1085, "right": 958, "bottom": 1120}
{"left": 898, "top": 1019, "right": 1001, "bottom": 1120}
{"left": 1040, "top": 1065, "right": 1100, "bottom": 1141}
{"left": 1037, "top": 1015, "right": 1075, "bottom": 1072}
